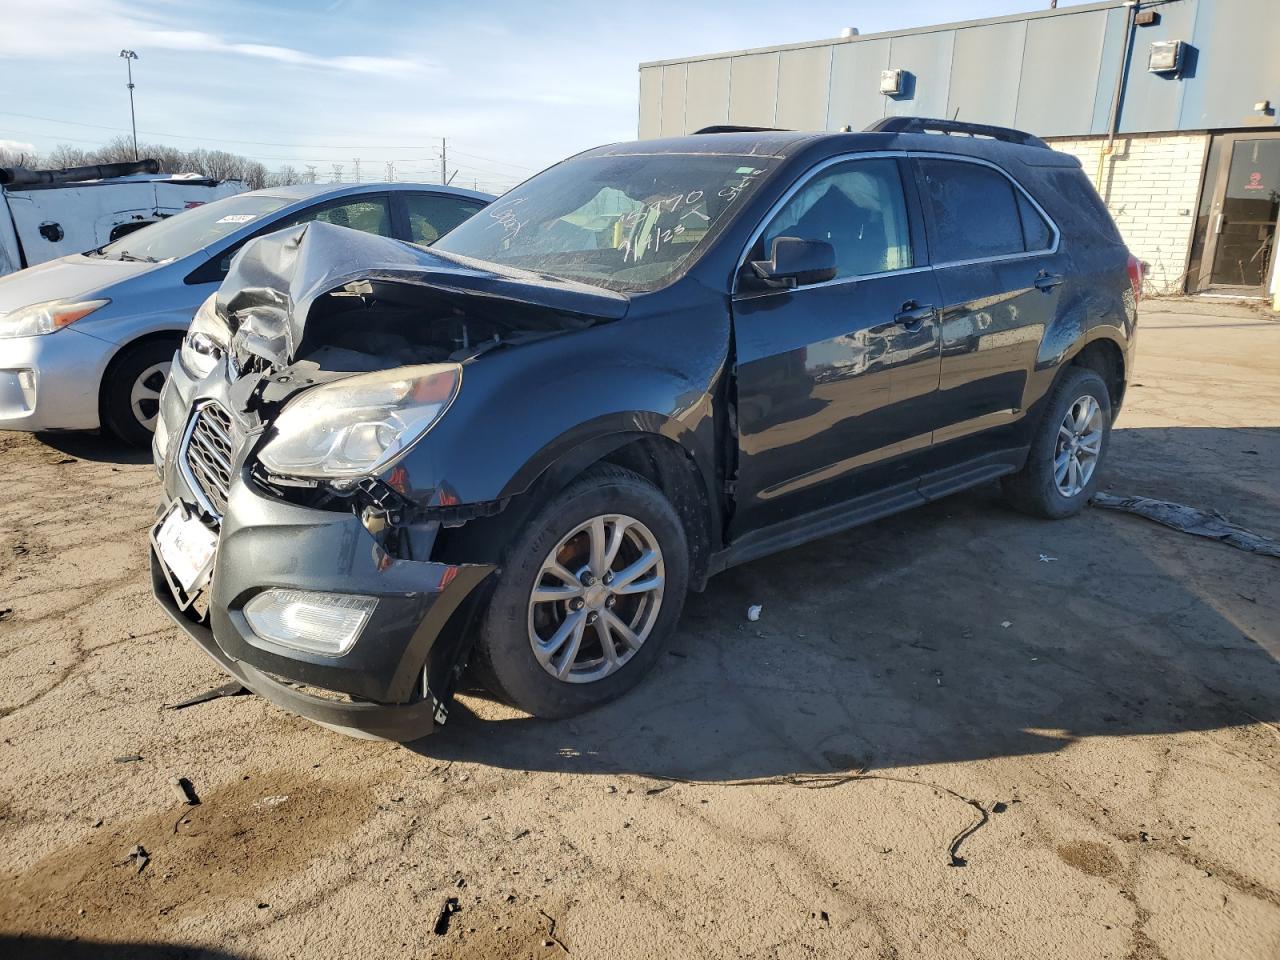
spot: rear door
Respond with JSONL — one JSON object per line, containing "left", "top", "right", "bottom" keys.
{"left": 730, "top": 155, "right": 942, "bottom": 535}
{"left": 911, "top": 155, "right": 1064, "bottom": 470}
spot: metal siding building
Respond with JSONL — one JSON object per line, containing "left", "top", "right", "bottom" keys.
{"left": 638, "top": 0, "right": 1280, "bottom": 300}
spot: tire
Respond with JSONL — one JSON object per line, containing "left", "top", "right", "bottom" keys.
{"left": 472, "top": 463, "right": 689, "bottom": 719}
{"left": 101, "top": 340, "right": 178, "bottom": 446}
{"left": 1002, "top": 366, "right": 1112, "bottom": 519}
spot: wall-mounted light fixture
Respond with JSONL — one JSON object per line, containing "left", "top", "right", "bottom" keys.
{"left": 880, "top": 69, "right": 903, "bottom": 95}
{"left": 1148, "top": 40, "right": 1185, "bottom": 75}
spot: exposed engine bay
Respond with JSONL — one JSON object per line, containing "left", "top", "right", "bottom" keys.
{"left": 183, "top": 221, "right": 631, "bottom": 561}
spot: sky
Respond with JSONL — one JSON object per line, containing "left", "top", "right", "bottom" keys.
{"left": 1, "top": 0, "right": 1094, "bottom": 192}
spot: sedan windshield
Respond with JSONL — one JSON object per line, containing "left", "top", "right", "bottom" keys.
{"left": 92, "top": 193, "right": 291, "bottom": 263}
{"left": 432, "top": 153, "right": 778, "bottom": 291}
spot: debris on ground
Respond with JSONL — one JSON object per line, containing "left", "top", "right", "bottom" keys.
{"left": 113, "top": 754, "right": 143, "bottom": 764}
{"left": 1038, "top": 554, "right": 1058, "bottom": 562}
{"left": 122, "top": 844, "right": 149, "bottom": 874}
{"left": 539, "top": 908, "right": 570, "bottom": 952}
{"left": 510, "top": 829, "right": 530, "bottom": 841}
{"left": 0, "top": 608, "right": 12, "bottom": 622}
{"left": 747, "top": 604, "right": 763, "bottom": 622}
{"left": 169, "top": 776, "right": 200, "bottom": 805}
{"left": 433, "top": 896, "right": 460, "bottom": 935}
{"left": 1092, "top": 493, "right": 1280, "bottom": 558}
{"left": 164, "top": 681, "right": 251, "bottom": 711}
{"left": 1001, "top": 621, "right": 1012, "bottom": 629}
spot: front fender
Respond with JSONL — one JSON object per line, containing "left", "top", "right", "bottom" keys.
{"left": 387, "top": 308, "right": 728, "bottom": 512}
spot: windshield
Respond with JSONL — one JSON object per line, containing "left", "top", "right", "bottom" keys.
{"left": 92, "top": 193, "right": 291, "bottom": 263}
{"left": 432, "top": 153, "right": 778, "bottom": 291}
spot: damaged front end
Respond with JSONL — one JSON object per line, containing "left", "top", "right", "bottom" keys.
{"left": 150, "top": 221, "right": 628, "bottom": 739}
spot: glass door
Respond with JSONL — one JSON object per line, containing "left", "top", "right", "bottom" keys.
{"left": 1191, "top": 134, "right": 1280, "bottom": 295}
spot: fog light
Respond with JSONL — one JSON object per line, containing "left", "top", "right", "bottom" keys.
{"left": 243, "top": 589, "right": 377, "bottom": 656}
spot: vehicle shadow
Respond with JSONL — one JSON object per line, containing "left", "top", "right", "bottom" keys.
{"left": 413, "top": 426, "right": 1279, "bottom": 782}
{"left": 0, "top": 936, "right": 244, "bottom": 960}
{"left": 33, "top": 430, "right": 151, "bottom": 465}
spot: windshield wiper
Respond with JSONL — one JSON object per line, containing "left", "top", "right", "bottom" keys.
{"left": 114, "top": 250, "right": 158, "bottom": 263}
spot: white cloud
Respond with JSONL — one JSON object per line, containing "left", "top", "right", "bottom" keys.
{"left": 0, "top": 2, "right": 432, "bottom": 76}
{"left": 0, "top": 140, "right": 38, "bottom": 153}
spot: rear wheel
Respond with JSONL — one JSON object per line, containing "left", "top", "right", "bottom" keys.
{"left": 101, "top": 340, "right": 177, "bottom": 446}
{"left": 1002, "top": 366, "right": 1112, "bottom": 519}
{"left": 472, "top": 463, "right": 689, "bottom": 718}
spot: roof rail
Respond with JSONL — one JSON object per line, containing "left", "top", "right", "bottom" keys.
{"left": 864, "top": 116, "right": 1049, "bottom": 150}
{"left": 692, "top": 125, "right": 788, "bottom": 135}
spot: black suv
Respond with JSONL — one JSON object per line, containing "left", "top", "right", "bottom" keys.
{"left": 150, "top": 117, "right": 1140, "bottom": 740}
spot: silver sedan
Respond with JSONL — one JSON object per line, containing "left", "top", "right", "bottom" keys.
{"left": 0, "top": 181, "right": 491, "bottom": 444}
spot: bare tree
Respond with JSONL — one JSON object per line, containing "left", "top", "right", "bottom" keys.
{"left": 5, "top": 138, "right": 291, "bottom": 190}
{"left": 266, "top": 164, "right": 301, "bottom": 188}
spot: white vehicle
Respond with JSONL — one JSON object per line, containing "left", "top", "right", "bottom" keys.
{"left": 0, "top": 160, "right": 245, "bottom": 279}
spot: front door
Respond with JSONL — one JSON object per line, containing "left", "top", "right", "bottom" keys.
{"left": 1192, "top": 134, "right": 1280, "bottom": 295}
{"left": 730, "top": 155, "right": 941, "bottom": 535}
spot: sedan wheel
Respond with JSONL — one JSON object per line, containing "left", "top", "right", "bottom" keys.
{"left": 528, "top": 514, "right": 665, "bottom": 683}
{"left": 129, "top": 362, "right": 170, "bottom": 433}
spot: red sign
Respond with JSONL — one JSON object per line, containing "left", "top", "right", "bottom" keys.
{"left": 1244, "top": 171, "right": 1266, "bottom": 191}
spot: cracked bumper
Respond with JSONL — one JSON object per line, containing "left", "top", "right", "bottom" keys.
{"left": 151, "top": 406, "right": 494, "bottom": 739}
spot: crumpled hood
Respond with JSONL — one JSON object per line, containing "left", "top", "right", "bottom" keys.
{"left": 0, "top": 253, "right": 156, "bottom": 313}
{"left": 216, "top": 220, "right": 630, "bottom": 364}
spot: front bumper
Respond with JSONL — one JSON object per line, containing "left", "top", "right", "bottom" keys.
{"left": 151, "top": 387, "right": 494, "bottom": 740}
{"left": 0, "top": 328, "right": 114, "bottom": 431}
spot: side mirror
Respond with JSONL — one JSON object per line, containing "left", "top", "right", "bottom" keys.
{"left": 750, "top": 236, "right": 837, "bottom": 288}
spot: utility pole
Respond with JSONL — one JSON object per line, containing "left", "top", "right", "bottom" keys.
{"left": 384, "top": 161, "right": 395, "bottom": 182}
{"left": 352, "top": 157, "right": 361, "bottom": 183}
{"left": 331, "top": 163, "right": 344, "bottom": 183}
{"left": 119, "top": 50, "right": 139, "bottom": 161}
{"left": 440, "top": 137, "right": 447, "bottom": 185}
{"left": 304, "top": 164, "right": 317, "bottom": 183}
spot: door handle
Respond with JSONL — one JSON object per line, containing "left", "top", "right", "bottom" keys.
{"left": 1034, "top": 272, "right": 1064, "bottom": 292}
{"left": 1214, "top": 212, "right": 1225, "bottom": 235}
{"left": 893, "top": 302, "right": 936, "bottom": 329}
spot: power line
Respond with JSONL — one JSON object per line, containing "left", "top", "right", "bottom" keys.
{"left": 0, "top": 109, "right": 445, "bottom": 150}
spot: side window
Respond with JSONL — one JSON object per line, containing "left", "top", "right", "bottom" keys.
{"left": 406, "top": 194, "right": 486, "bottom": 245}
{"left": 1017, "top": 191, "right": 1053, "bottom": 251}
{"left": 760, "top": 157, "right": 913, "bottom": 280}
{"left": 283, "top": 196, "right": 392, "bottom": 237}
{"left": 917, "top": 159, "right": 1027, "bottom": 262}
{"left": 187, "top": 197, "right": 393, "bottom": 284}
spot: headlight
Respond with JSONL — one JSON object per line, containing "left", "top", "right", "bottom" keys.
{"left": 0, "top": 298, "right": 110, "bottom": 338}
{"left": 179, "top": 294, "right": 228, "bottom": 379}
{"left": 257, "top": 363, "right": 462, "bottom": 479}
{"left": 153, "top": 412, "right": 171, "bottom": 464}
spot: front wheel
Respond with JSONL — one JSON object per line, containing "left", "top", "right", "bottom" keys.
{"left": 101, "top": 340, "right": 178, "bottom": 446}
{"left": 472, "top": 463, "right": 689, "bottom": 719}
{"left": 1002, "top": 366, "right": 1112, "bottom": 519}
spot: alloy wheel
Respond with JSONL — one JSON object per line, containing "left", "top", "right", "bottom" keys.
{"left": 1053, "top": 394, "right": 1103, "bottom": 497}
{"left": 528, "top": 513, "right": 665, "bottom": 684}
{"left": 129, "top": 362, "right": 170, "bottom": 432}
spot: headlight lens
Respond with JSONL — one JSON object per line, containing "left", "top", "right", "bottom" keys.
{"left": 179, "top": 294, "right": 228, "bottom": 379}
{"left": 0, "top": 298, "right": 109, "bottom": 338}
{"left": 257, "top": 363, "right": 462, "bottom": 479}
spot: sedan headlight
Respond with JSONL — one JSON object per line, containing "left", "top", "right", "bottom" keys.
{"left": 257, "top": 363, "right": 462, "bottom": 479}
{"left": 0, "top": 298, "right": 110, "bottom": 338}
{"left": 179, "top": 294, "right": 228, "bottom": 379}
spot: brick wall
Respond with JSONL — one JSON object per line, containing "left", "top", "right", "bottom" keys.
{"left": 1047, "top": 133, "right": 1210, "bottom": 296}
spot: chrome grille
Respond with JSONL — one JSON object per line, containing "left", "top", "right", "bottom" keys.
{"left": 182, "top": 402, "right": 236, "bottom": 518}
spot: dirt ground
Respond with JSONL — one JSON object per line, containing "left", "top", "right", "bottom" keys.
{"left": 1, "top": 299, "right": 1277, "bottom": 960}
